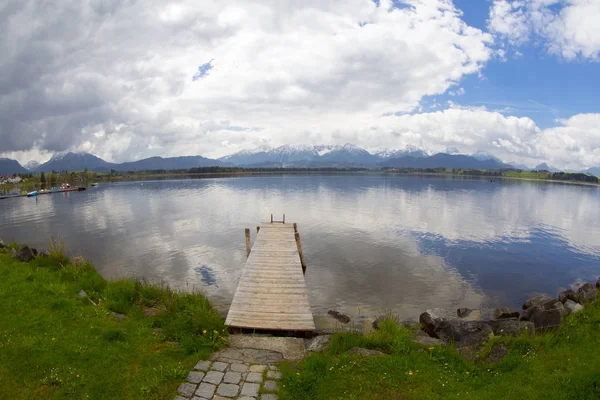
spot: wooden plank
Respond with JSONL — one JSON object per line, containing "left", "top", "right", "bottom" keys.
{"left": 226, "top": 222, "right": 315, "bottom": 331}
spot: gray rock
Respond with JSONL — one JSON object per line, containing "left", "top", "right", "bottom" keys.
{"left": 575, "top": 283, "right": 597, "bottom": 304}
{"left": 78, "top": 290, "right": 87, "bottom": 298}
{"left": 39, "top": 250, "right": 51, "bottom": 258}
{"left": 240, "top": 382, "right": 260, "bottom": 397}
{"left": 494, "top": 308, "right": 520, "bottom": 320}
{"left": 194, "top": 360, "right": 212, "bottom": 371}
{"left": 457, "top": 308, "right": 474, "bottom": 318}
{"left": 558, "top": 289, "right": 577, "bottom": 304}
{"left": 433, "top": 320, "right": 493, "bottom": 348}
{"left": 186, "top": 371, "right": 205, "bottom": 384}
{"left": 195, "top": 382, "right": 216, "bottom": 398}
{"left": 327, "top": 310, "right": 350, "bottom": 324}
{"left": 202, "top": 370, "right": 224, "bottom": 385}
{"left": 16, "top": 245, "right": 35, "bottom": 262}
{"left": 489, "top": 320, "right": 535, "bottom": 336}
{"left": 0, "top": 239, "right": 5, "bottom": 248}
{"left": 564, "top": 299, "right": 584, "bottom": 314}
{"left": 487, "top": 344, "right": 509, "bottom": 363}
{"left": 216, "top": 383, "right": 240, "bottom": 397}
{"left": 521, "top": 299, "right": 567, "bottom": 331}
{"left": 419, "top": 308, "right": 457, "bottom": 337}
{"left": 400, "top": 318, "right": 420, "bottom": 329}
{"left": 263, "top": 380, "right": 279, "bottom": 391}
{"left": 111, "top": 312, "right": 128, "bottom": 321}
{"left": 31, "top": 248, "right": 38, "bottom": 256}
{"left": 413, "top": 330, "right": 443, "bottom": 346}
{"left": 10, "top": 248, "right": 17, "bottom": 258}
{"left": 345, "top": 347, "right": 385, "bottom": 357}
{"left": 223, "top": 371, "right": 241, "bottom": 384}
{"left": 305, "top": 335, "right": 331, "bottom": 352}
{"left": 522, "top": 294, "right": 553, "bottom": 310}
{"left": 177, "top": 382, "right": 197, "bottom": 397}
{"left": 596, "top": 278, "right": 600, "bottom": 289}
{"left": 249, "top": 365, "right": 266, "bottom": 373}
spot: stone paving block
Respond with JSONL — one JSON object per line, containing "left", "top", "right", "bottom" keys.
{"left": 186, "top": 371, "right": 205, "bottom": 384}
{"left": 216, "top": 383, "right": 240, "bottom": 397}
{"left": 194, "top": 360, "right": 212, "bottom": 371}
{"left": 177, "top": 382, "right": 197, "bottom": 397}
{"left": 223, "top": 371, "right": 242, "bottom": 384}
{"left": 249, "top": 364, "right": 266, "bottom": 373}
{"left": 230, "top": 363, "right": 249, "bottom": 372}
{"left": 211, "top": 361, "right": 229, "bottom": 371}
{"left": 238, "top": 397, "right": 257, "bottom": 400}
{"left": 263, "top": 380, "right": 279, "bottom": 391}
{"left": 173, "top": 396, "right": 189, "bottom": 400}
{"left": 192, "top": 397, "right": 210, "bottom": 400}
{"left": 268, "top": 365, "right": 279, "bottom": 370}
{"left": 266, "top": 370, "right": 281, "bottom": 380}
{"left": 195, "top": 382, "right": 216, "bottom": 399}
{"left": 240, "top": 382, "right": 260, "bottom": 397}
{"left": 203, "top": 370, "right": 224, "bottom": 385}
{"left": 261, "top": 394, "right": 278, "bottom": 400}
{"left": 246, "top": 372, "right": 263, "bottom": 383}
{"left": 213, "top": 396, "right": 233, "bottom": 400}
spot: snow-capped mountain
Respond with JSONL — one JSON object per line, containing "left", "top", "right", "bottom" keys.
{"left": 472, "top": 151, "right": 503, "bottom": 163}
{"left": 24, "top": 160, "right": 41, "bottom": 171}
{"left": 534, "top": 163, "right": 560, "bottom": 172}
{"left": 445, "top": 147, "right": 461, "bottom": 155}
{"left": 376, "top": 145, "right": 429, "bottom": 159}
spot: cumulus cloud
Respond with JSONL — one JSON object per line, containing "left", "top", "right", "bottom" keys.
{"left": 0, "top": 0, "right": 492, "bottom": 162}
{"left": 488, "top": 0, "right": 600, "bottom": 60}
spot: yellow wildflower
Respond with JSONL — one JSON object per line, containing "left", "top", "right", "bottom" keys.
{"left": 203, "top": 330, "right": 207, "bottom": 334}
{"left": 408, "top": 370, "right": 413, "bottom": 376}
{"left": 466, "top": 371, "right": 470, "bottom": 375}
{"left": 428, "top": 346, "right": 434, "bottom": 350}
{"left": 52, "top": 338, "right": 55, "bottom": 341}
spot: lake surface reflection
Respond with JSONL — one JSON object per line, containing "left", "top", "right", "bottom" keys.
{"left": 2, "top": 174, "right": 599, "bottom": 323}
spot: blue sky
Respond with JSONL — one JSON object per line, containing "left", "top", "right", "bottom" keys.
{"left": 433, "top": 0, "right": 600, "bottom": 129}
{"left": 1, "top": 0, "right": 599, "bottom": 169}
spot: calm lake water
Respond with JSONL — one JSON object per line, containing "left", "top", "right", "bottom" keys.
{"left": 2, "top": 174, "right": 600, "bottom": 325}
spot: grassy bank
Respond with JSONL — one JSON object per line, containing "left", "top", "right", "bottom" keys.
{"left": 0, "top": 243, "right": 226, "bottom": 399}
{"left": 280, "top": 302, "right": 600, "bottom": 400}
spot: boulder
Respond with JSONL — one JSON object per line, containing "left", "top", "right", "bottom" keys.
{"left": 520, "top": 299, "right": 567, "bottom": 331}
{"left": 564, "top": 299, "right": 584, "bottom": 314}
{"left": 489, "top": 320, "right": 535, "bottom": 336}
{"left": 0, "top": 239, "right": 5, "bottom": 248}
{"left": 596, "top": 278, "right": 600, "bottom": 288}
{"left": 558, "top": 289, "right": 577, "bottom": 304}
{"left": 305, "top": 335, "right": 331, "bottom": 352}
{"left": 10, "top": 248, "right": 17, "bottom": 258}
{"left": 433, "top": 320, "right": 493, "bottom": 348}
{"left": 346, "top": 347, "right": 384, "bottom": 357}
{"left": 494, "top": 308, "right": 520, "bottom": 320}
{"left": 78, "top": 290, "right": 88, "bottom": 298}
{"left": 487, "top": 344, "right": 509, "bottom": 363}
{"left": 327, "top": 310, "right": 350, "bottom": 324}
{"left": 419, "top": 308, "right": 457, "bottom": 337}
{"left": 111, "top": 312, "right": 128, "bottom": 321}
{"left": 31, "top": 248, "right": 38, "bottom": 256}
{"left": 575, "top": 283, "right": 597, "bottom": 304}
{"left": 457, "top": 308, "right": 474, "bottom": 318}
{"left": 413, "top": 330, "right": 443, "bottom": 346}
{"left": 16, "top": 245, "right": 35, "bottom": 262}
{"left": 522, "top": 294, "right": 554, "bottom": 310}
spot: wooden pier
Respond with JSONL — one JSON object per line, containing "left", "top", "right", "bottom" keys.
{"left": 0, "top": 187, "right": 86, "bottom": 200}
{"left": 225, "top": 221, "right": 315, "bottom": 332}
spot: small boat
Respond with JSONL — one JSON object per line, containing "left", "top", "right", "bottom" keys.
{"left": 26, "top": 191, "right": 38, "bottom": 197}
{"left": 91, "top": 182, "right": 99, "bottom": 187}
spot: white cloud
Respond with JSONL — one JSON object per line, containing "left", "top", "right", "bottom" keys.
{"left": 0, "top": 0, "right": 493, "bottom": 162}
{"left": 488, "top": 0, "right": 600, "bottom": 60}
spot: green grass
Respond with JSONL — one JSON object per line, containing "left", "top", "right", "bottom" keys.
{"left": 0, "top": 247, "right": 226, "bottom": 399}
{"left": 502, "top": 171, "right": 552, "bottom": 180}
{"left": 280, "top": 306, "right": 600, "bottom": 400}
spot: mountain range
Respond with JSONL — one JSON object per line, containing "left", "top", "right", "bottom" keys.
{"left": 1, "top": 144, "right": 599, "bottom": 176}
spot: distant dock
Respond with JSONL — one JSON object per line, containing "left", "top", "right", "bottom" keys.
{"left": 0, "top": 187, "right": 87, "bottom": 200}
{"left": 225, "top": 217, "right": 315, "bottom": 333}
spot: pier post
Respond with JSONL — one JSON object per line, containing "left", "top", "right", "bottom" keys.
{"left": 293, "top": 223, "right": 298, "bottom": 233}
{"left": 283, "top": 213, "right": 285, "bottom": 223}
{"left": 271, "top": 214, "right": 273, "bottom": 223}
{"left": 245, "top": 228, "right": 251, "bottom": 258}
{"left": 295, "top": 231, "right": 307, "bottom": 274}
{"left": 256, "top": 226, "right": 260, "bottom": 233}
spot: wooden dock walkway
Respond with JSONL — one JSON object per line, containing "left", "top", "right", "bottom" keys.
{"left": 225, "top": 222, "right": 315, "bottom": 332}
